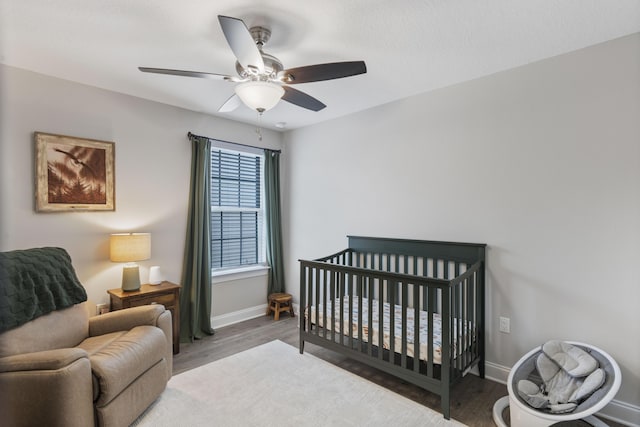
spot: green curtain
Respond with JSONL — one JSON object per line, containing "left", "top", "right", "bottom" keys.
{"left": 264, "top": 149, "right": 285, "bottom": 296}
{"left": 180, "top": 134, "right": 214, "bottom": 341}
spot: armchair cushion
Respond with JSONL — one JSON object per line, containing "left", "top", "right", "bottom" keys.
{"left": 0, "top": 348, "right": 88, "bottom": 373}
{"left": 0, "top": 302, "right": 88, "bottom": 358}
{"left": 84, "top": 325, "right": 168, "bottom": 405}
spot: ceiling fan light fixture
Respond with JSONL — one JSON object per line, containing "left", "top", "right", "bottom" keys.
{"left": 234, "top": 81, "right": 284, "bottom": 112}
{"left": 139, "top": 16, "right": 367, "bottom": 114}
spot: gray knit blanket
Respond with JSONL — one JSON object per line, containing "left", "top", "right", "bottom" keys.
{"left": 0, "top": 247, "right": 87, "bottom": 333}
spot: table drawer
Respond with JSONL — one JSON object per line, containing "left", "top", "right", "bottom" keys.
{"left": 129, "top": 292, "right": 175, "bottom": 308}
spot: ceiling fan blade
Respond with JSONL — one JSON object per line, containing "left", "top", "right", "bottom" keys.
{"left": 278, "top": 61, "right": 366, "bottom": 84}
{"left": 138, "top": 67, "right": 239, "bottom": 81}
{"left": 281, "top": 86, "right": 326, "bottom": 112}
{"left": 218, "top": 93, "right": 241, "bottom": 113}
{"left": 218, "top": 15, "right": 265, "bottom": 73}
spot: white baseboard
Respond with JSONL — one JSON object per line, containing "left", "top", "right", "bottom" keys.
{"left": 485, "top": 361, "right": 510, "bottom": 385}
{"left": 482, "top": 361, "right": 640, "bottom": 426}
{"left": 597, "top": 400, "right": 640, "bottom": 427}
{"left": 211, "top": 304, "right": 267, "bottom": 329}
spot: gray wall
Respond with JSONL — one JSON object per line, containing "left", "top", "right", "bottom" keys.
{"left": 283, "top": 33, "right": 640, "bottom": 417}
{"left": 0, "top": 64, "right": 281, "bottom": 317}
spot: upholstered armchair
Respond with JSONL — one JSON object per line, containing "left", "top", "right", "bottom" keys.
{"left": 0, "top": 247, "right": 173, "bottom": 427}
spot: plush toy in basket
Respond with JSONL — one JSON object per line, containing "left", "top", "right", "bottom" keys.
{"left": 517, "top": 340, "right": 606, "bottom": 414}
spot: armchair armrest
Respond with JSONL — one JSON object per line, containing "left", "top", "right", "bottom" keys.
{"left": 88, "top": 304, "right": 166, "bottom": 337}
{"left": 89, "top": 304, "right": 173, "bottom": 379}
{"left": 0, "top": 348, "right": 94, "bottom": 427}
{"left": 0, "top": 348, "right": 88, "bottom": 373}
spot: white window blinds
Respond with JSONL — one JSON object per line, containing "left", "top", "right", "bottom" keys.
{"left": 211, "top": 148, "right": 264, "bottom": 269}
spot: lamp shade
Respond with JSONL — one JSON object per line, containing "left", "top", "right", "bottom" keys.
{"left": 235, "top": 81, "right": 284, "bottom": 112}
{"left": 110, "top": 233, "right": 151, "bottom": 262}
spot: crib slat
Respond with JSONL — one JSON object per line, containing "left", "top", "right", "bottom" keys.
{"left": 471, "top": 271, "right": 478, "bottom": 364}
{"left": 389, "top": 279, "right": 395, "bottom": 363}
{"left": 323, "top": 269, "right": 328, "bottom": 340}
{"left": 348, "top": 273, "right": 354, "bottom": 349}
{"left": 316, "top": 269, "right": 327, "bottom": 338}
{"left": 455, "top": 267, "right": 462, "bottom": 372}
{"left": 308, "top": 267, "right": 312, "bottom": 334}
{"left": 441, "top": 286, "right": 451, "bottom": 403}
{"left": 460, "top": 276, "right": 465, "bottom": 370}
{"left": 330, "top": 270, "right": 336, "bottom": 343}
{"left": 387, "top": 254, "right": 393, "bottom": 304}
{"left": 422, "top": 258, "right": 429, "bottom": 309}
{"left": 464, "top": 272, "right": 471, "bottom": 370}
{"left": 401, "top": 281, "right": 408, "bottom": 369}
{"left": 427, "top": 286, "right": 435, "bottom": 378}
{"left": 378, "top": 281, "right": 384, "bottom": 361}
{"left": 319, "top": 268, "right": 324, "bottom": 338}
{"left": 413, "top": 282, "right": 420, "bottom": 372}
{"left": 334, "top": 271, "right": 344, "bottom": 345}
{"left": 465, "top": 264, "right": 472, "bottom": 371}
{"left": 386, "top": 256, "right": 392, "bottom": 302}
{"left": 307, "top": 267, "right": 320, "bottom": 334}
{"left": 452, "top": 279, "right": 458, "bottom": 373}
{"left": 357, "top": 275, "right": 364, "bottom": 350}
{"left": 368, "top": 277, "right": 374, "bottom": 357}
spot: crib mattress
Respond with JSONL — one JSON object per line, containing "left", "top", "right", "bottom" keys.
{"left": 307, "top": 296, "right": 473, "bottom": 365}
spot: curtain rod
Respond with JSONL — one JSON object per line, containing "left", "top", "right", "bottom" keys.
{"left": 187, "top": 132, "right": 281, "bottom": 153}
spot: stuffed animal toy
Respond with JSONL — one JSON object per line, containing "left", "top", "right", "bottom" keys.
{"left": 517, "top": 340, "right": 606, "bottom": 414}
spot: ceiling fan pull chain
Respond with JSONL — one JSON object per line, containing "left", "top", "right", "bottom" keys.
{"left": 256, "top": 111, "right": 263, "bottom": 141}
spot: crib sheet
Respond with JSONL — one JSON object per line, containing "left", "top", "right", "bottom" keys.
{"left": 307, "top": 296, "right": 473, "bottom": 365}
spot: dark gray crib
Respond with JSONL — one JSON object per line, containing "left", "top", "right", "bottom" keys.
{"left": 299, "top": 236, "right": 486, "bottom": 419}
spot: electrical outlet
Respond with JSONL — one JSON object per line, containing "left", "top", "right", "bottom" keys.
{"left": 499, "top": 316, "right": 510, "bottom": 334}
{"left": 96, "top": 303, "right": 110, "bottom": 316}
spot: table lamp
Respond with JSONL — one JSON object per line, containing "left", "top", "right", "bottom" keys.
{"left": 110, "top": 233, "right": 151, "bottom": 291}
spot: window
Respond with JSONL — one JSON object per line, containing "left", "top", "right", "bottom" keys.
{"left": 211, "top": 147, "right": 265, "bottom": 270}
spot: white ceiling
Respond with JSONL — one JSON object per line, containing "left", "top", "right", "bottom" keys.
{"left": 2, "top": 0, "right": 639, "bottom": 131}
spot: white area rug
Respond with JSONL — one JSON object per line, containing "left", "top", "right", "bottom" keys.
{"left": 132, "top": 340, "right": 465, "bottom": 426}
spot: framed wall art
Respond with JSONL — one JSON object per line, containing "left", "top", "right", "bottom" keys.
{"left": 35, "top": 132, "right": 115, "bottom": 212}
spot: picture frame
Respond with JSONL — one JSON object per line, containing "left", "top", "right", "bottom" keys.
{"left": 35, "top": 132, "right": 115, "bottom": 212}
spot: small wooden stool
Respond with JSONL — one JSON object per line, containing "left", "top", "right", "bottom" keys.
{"left": 266, "top": 292, "right": 294, "bottom": 321}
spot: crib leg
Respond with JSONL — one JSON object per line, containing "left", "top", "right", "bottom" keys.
{"left": 441, "top": 393, "right": 450, "bottom": 420}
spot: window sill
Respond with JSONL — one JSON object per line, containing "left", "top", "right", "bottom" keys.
{"left": 212, "top": 265, "right": 269, "bottom": 285}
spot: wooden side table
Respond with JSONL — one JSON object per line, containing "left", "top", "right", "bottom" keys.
{"left": 107, "top": 281, "right": 181, "bottom": 354}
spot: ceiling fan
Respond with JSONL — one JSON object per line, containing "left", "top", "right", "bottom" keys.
{"left": 139, "top": 15, "right": 367, "bottom": 114}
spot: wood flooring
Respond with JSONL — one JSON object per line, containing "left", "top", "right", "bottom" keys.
{"left": 173, "top": 315, "right": 622, "bottom": 427}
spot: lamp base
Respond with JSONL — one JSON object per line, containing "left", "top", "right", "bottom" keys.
{"left": 121, "top": 265, "right": 141, "bottom": 291}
